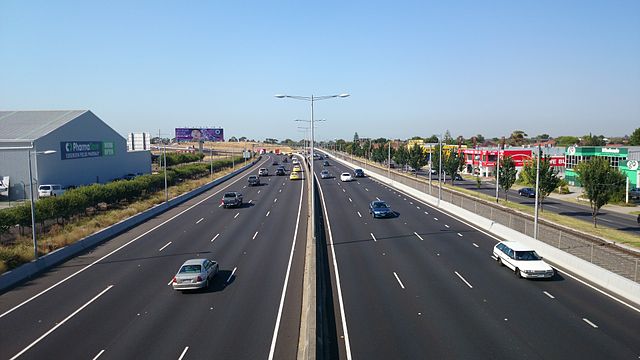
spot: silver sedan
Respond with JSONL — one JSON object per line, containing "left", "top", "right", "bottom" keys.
{"left": 172, "top": 258, "right": 219, "bottom": 291}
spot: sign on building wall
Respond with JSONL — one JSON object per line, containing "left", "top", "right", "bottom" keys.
{"left": 60, "top": 141, "right": 115, "bottom": 160}
{"left": 175, "top": 128, "right": 224, "bottom": 142}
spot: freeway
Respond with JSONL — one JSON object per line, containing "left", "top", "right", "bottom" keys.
{"left": 418, "top": 171, "right": 640, "bottom": 234}
{"left": 0, "top": 155, "right": 307, "bottom": 360}
{"left": 315, "top": 155, "right": 640, "bottom": 359}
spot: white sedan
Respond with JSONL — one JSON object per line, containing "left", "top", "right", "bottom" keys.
{"left": 340, "top": 172, "right": 353, "bottom": 182}
{"left": 172, "top": 259, "right": 219, "bottom": 290}
{"left": 493, "top": 241, "right": 554, "bottom": 279}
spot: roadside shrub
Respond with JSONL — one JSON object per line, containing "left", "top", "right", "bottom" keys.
{"left": 0, "top": 208, "right": 15, "bottom": 240}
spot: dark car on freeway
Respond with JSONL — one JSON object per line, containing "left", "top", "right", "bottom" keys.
{"left": 323, "top": 160, "right": 330, "bottom": 166}
{"left": 275, "top": 167, "right": 286, "bottom": 176}
{"left": 518, "top": 187, "right": 536, "bottom": 198}
{"left": 369, "top": 200, "right": 395, "bottom": 218}
{"left": 354, "top": 168, "right": 365, "bottom": 178}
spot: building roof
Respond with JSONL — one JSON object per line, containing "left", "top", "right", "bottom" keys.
{"left": 0, "top": 110, "right": 88, "bottom": 141}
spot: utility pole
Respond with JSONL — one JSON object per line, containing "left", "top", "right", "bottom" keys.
{"left": 533, "top": 140, "right": 541, "bottom": 239}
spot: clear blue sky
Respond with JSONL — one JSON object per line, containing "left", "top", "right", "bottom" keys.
{"left": 1, "top": 1, "right": 638, "bottom": 142}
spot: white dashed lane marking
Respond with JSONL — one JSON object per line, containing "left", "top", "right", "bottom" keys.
{"left": 370, "top": 233, "right": 377, "bottom": 242}
{"left": 472, "top": 243, "right": 479, "bottom": 248}
{"left": 583, "top": 318, "right": 598, "bottom": 328}
{"left": 234, "top": 213, "right": 240, "bottom": 219}
{"left": 266, "top": 211, "right": 270, "bottom": 217}
{"left": 455, "top": 271, "right": 473, "bottom": 289}
{"left": 543, "top": 291, "right": 555, "bottom": 299}
{"left": 196, "top": 217, "right": 204, "bottom": 224}
{"left": 253, "top": 231, "right": 259, "bottom": 240}
{"left": 457, "top": 233, "right": 463, "bottom": 237}
{"left": 357, "top": 211, "right": 362, "bottom": 218}
{"left": 211, "top": 234, "right": 220, "bottom": 242}
{"left": 158, "top": 242, "right": 172, "bottom": 252}
{"left": 393, "top": 272, "right": 406, "bottom": 289}
{"left": 414, "top": 232, "right": 424, "bottom": 241}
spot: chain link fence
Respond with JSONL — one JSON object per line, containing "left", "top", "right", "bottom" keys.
{"left": 331, "top": 152, "right": 640, "bottom": 283}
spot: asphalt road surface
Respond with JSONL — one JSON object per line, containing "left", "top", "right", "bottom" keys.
{"left": 420, "top": 171, "right": 640, "bottom": 234}
{"left": 315, "top": 155, "right": 640, "bottom": 360}
{"left": 0, "top": 155, "right": 308, "bottom": 360}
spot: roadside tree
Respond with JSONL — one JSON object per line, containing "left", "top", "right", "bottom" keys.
{"left": 576, "top": 157, "right": 626, "bottom": 228}
{"left": 498, "top": 156, "right": 517, "bottom": 201}
{"left": 629, "top": 128, "right": 640, "bottom": 146}
{"left": 407, "top": 143, "right": 428, "bottom": 176}
{"left": 393, "top": 146, "right": 409, "bottom": 171}
{"left": 443, "top": 149, "right": 464, "bottom": 185}
{"left": 520, "top": 155, "right": 561, "bottom": 211}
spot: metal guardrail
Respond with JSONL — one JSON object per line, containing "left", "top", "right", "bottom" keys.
{"left": 330, "top": 151, "right": 640, "bottom": 283}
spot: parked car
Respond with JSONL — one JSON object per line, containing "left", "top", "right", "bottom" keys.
{"left": 248, "top": 175, "right": 260, "bottom": 186}
{"left": 354, "top": 169, "right": 365, "bottom": 178}
{"left": 258, "top": 168, "right": 269, "bottom": 176}
{"left": 275, "top": 167, "right": 286, "bottom": 176}
{"left": 290, "top": 171, "right": 302, "bottom": 180}
{"left": 369, "top": 201, "right": 395, "bottom": 218}
{"left": 320, "top": 170, "right": 331, "bottom": 179}
{"left": 629, "top": 187, "right": 640, "bottom": 199}
{"left": 172, "top": 259, "right": 219, "bottom": 291}
{"left": 222, "top": 191, "right": 243, "bottom": 208}
{"left": 518, "top": 187, "right": 536, "bottom": 198}
{"left": 340, "top": 172, "right": 353, "bottom": 182}
{"left": 493, "top": 241, "right": 554, "bottom": 279}
{"left": 38, "top": 184, "right": 65, "bottom": 197}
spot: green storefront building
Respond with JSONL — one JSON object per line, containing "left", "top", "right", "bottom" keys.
{"left": 565, "top": 146, "right": 639, "bottom": 188}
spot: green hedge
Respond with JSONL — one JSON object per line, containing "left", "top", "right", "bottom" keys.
{"left": 0, "top": 157, "right": 242, "bottom": 237}
{"left": 160, "top": 152, "right": 205, "bottom": 166}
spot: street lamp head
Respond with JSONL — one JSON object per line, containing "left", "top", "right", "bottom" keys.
{"left": 274, "top": 94, "right": 286, "bottom": 98}
{"left": 338, "top": 93, "right": 350, "bottom": 98}
{"left": 42, "top": 150, "right": 56, "bottom": 155}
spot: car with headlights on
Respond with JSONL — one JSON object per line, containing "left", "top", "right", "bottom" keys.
{"left": 493, "top": 241, "right": 554, "bottom": 279}
{"left": 172, "top": 258, "right": 219, "bottom": 291}
{"left": 369, "top": 200, "right": 394, "bottom": 218}
{"left": 340, "top": 172, "right": 353, "bottom": 182}
{"left": 290, "top": 171, "right": 302, "bottom": 180}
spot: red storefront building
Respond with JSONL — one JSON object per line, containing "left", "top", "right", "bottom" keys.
{"left": 462, "top": 148, "right": 565, "bottom": 177}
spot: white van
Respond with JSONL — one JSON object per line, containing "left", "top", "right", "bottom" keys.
{"left": 38, "top": 184, "right": 65, "bottom": 197}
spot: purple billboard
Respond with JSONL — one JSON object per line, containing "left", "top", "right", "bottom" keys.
{"left": 175, "top": 128, "right": 224, "bottom": 142}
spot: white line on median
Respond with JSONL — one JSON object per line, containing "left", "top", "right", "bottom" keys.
{"left": 10, "top": 285, "right": 114, "bottom": 360}
{"left": 393, "top": 272, "right": 406, "bottom": 289}
{"left": 196, "top": 217, "right": 204, "bottom": 224}
{"left": 178, "top": 346, "right": 189, "bottom": 360}
{"left": 266, "top": 211, "right": 270, "bottom": 217}
{"left": 211, "top": 233, "right": 220, "bottom": 242}
{"left": 227, "top": 267, "right": 237, "bottom": 283}
{"left": 253, "top": 231, "right": 259, "bottom": 240}
{"left": 414, "top": 232, "right": 424, "bottom": 241}
{"left": 357, "top": 211, "right": 362, "bottom": 218}
{"left": 454, "top": 271, "right": 473, "bottom": 289}
{"left": 268, "top": 166, "right": 305, "bottom": 360}
{"left": 583, "top": 318, "right": 598, "bottom": 328}
{"left": 234, "top": 213, "right": 239, "bottom": 219}
{"left": 543, "top": 291, "right": 555, "bottom": 299}
{"left": 92, "top": 350, "right": 105, "bottom": 360}
{"left": 370, "top": 233, "right": 377, "bottom": 242}
{"left": 159, "top": 242, "right": 172, "bottom": 252}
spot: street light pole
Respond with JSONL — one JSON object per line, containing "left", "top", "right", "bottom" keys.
{"left": 276, "top": 93, "right": 349, "bottom": 244}
{"left": 495, "top": 143, "right": 500, "bottom": 203}
{"left": 438, "top": 134, "right": 443, "bottom": 206}
{"left": 27, "top": 147, "right": 56, "bottom": 259}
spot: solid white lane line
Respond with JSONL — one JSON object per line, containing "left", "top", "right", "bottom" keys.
{"left": 583, "top": 318, "right": 598, "bottom": 328}
{"left": 158, "top": 242, "right": 172, "bottom": 252}
{"left": 543, "top": 291, "right": 555, "bottom": 299}
{"left": 434, "top": 217, "right": 439, "bottom": 221}
{"left": 393, "top": 272, "right": 406, "bottom": 289}
{"left": 92, "top": 350, "right": 105, "bottom": 360}
{"left": 253, "top": 231, "right": 259, "bottom": 240}
{"left": 268, "top": 164, "right": 306, "bottom": 360}
{"left": 211, "top": 233, "right": 220, "bottom": 242}
{"left": 444, "top": 224, "right": 450, "bottom": 228}
{"left": 10, "top": 285, "right": 114, "bottom": 360}
{"left": 266, "top": 211, "right": 270, "bottom": 217}
{"left": 227, "top": 267, "right": 237, "bottom": 283}
{"left": 414, "top": 232, "right": 424, "bottom": 241}
{"left": 316, "top": 170, "right": 353, "bottom": 360}
{"left": 178, "top": 346, "right": 189, "bottom": 360}
{"left": 196, "top": 217, "right": 204, "bottom": 224}
{"left": 0, "top": 156, "right": 272, "bottom": 320}
{"left": 472, "top": 243, "right": 479, "bottom": 248}
{"left": 557, "top": 270, "right": 640, "bottom": 313}
{"left": 234, "top": 213, "right": 240, "bottom": 219}
{"left": 455, "top": 271, "right": 473, "bottom": 289}
{"left": 370, "top": 233, "right": 377, "bottom": 242}
{"left": 357, "top": 211, "right": 362, "bottom": 218}
{"left": 457, "top": 233, "right": 463, "bottom": 237}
